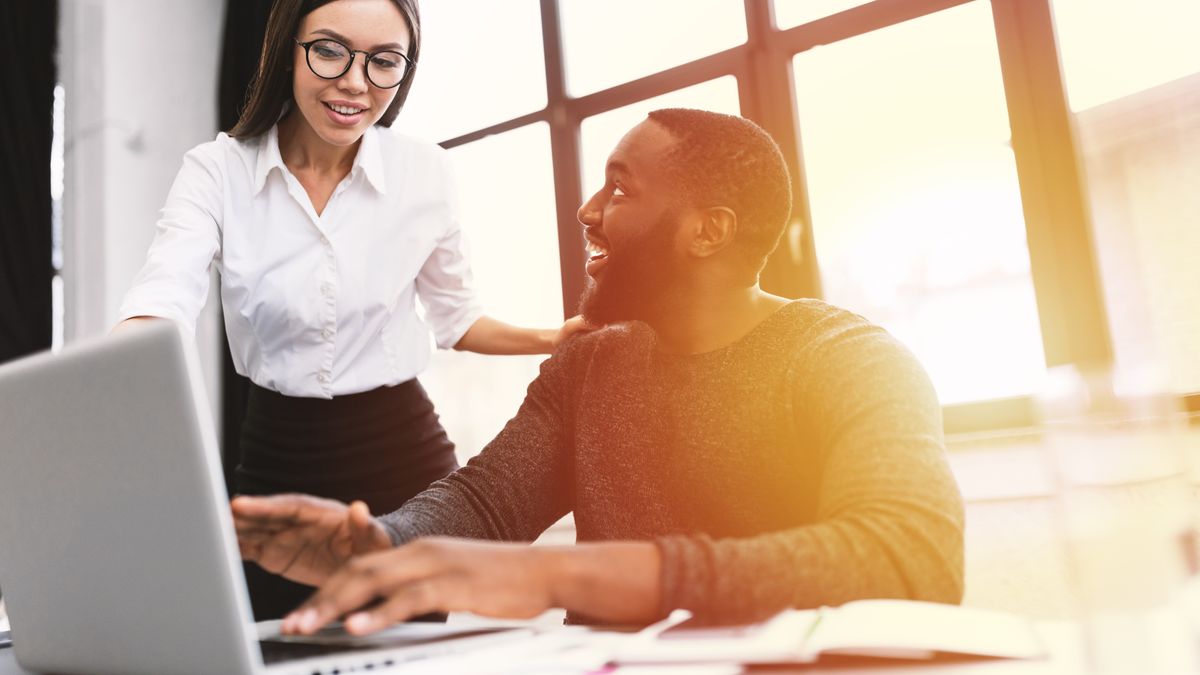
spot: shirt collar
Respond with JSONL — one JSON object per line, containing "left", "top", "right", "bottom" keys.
{"left": 355, "top": 125, "right": 388, "bottom": 195}
{"left": 253, "top": 124, "right": 287, "bottom": 196}
{"left": 253, "top": 123, "right": 388, "bottom": 196}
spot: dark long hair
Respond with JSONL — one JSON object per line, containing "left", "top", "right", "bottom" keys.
{"left": 228, "top": 0, "right": 420, "bottom": 139}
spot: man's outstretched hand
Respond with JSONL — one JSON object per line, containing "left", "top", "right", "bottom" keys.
{"left": 231, "top": 494, "right": 392, "bottom": 587}
{"left": 278, "top": 538, "right": 663, "bottom": 636}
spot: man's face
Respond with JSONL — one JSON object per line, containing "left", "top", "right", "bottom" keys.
{"left": 577, "top": 120, "right": 687, "bottom": 326}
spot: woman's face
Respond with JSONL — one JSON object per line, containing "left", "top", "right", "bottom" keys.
{"left": 291, "top": 0, "right": 411, "bottom": 147}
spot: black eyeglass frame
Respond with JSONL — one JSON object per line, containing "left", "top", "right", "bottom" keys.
{"left": 294, "top": 38, "right": 414, "bottom": 90}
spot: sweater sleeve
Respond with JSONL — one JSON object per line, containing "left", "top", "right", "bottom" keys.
{"left": 655, "top": 318, "right": 964, "bottom": 624}
{"left": 378, "top": 342, "right": 580, "bottom": 545}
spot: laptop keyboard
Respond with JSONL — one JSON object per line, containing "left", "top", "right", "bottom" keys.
{"left": 259, "top": 639, "right": 375, "bottom": 665}
{"left": 258, "top": 626, "right": 515, "bottom": 666}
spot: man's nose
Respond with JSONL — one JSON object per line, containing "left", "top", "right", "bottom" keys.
{"left": 577, "top": 192, "right": 601, "bottom": 226}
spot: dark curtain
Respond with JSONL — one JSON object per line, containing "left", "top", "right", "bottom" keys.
{"left": 0, "top": 1, "right": 57, "bottom": 364}
{"left": 217, "top": 0, "right": 274, "bottom": 491}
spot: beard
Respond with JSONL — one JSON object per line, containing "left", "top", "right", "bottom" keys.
{"left": 579, "top": 213, "right": 681, "bottom": 326}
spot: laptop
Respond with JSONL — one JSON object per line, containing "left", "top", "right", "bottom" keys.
{"left": 0, "top": 322, "right": 527, "bottom": 674}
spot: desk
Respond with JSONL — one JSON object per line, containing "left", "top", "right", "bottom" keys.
{"left": 0, "top": 621, "right": 1086, "bottom": 674}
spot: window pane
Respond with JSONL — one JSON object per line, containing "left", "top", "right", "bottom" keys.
{"left": 1055, "top": 0, "right": 1200, "bottom": 395}
{"left": 773, "top": 0, "right": 874, "bottom": 29}
{"left": 579, "top": 77, "right": 741, "bottom": 200}
{"left": 422, "top": 124, "right": 561, "bottom": 462}
{"left": 560, "top": 0, "right": 746, "bottom": 97}
{"left": 395, "top": 0, "right": 546, "bottom": 143}
{"left": 1052, "top": 0, "right": 1200, "bottom": 113}
{"left": 793, "top": 1, "right": 1045, "bottom": 405}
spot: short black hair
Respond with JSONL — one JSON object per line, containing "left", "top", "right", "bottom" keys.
{"left": 646, "top": 108, "right": 793, "bottom": 273}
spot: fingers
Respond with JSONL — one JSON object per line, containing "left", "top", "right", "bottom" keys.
{"left": 282, "top": 544, "right": 445, "bottom": 635}
{"left": 349, "top": 501, "right": 390, "bottom": 553}
{"left": 343, "top": 581, "right": 445, "bottom": 635}
{"left": 232, "top": 494, "right": 329, "bottom": 524}
{"left": 555, "top": 315, "right": 598, "bottom": 347}
{"left": 231, "top": 494, "right": 345, "bottom": 542}
{"left": 237, "top": 537, "right": 262, "bottom": 562}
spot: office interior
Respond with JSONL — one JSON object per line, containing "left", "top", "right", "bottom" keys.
{"left": 1, "top": 0, "right": 1198, "bottom": 645}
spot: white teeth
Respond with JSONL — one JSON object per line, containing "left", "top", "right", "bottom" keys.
{"left": 586, "top": 241, "right": 609, "bottom": 257}
{"left": 328, "top": 103, "right": 364, "bottom": 115}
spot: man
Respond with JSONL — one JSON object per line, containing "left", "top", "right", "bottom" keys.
{"left": 233, "top": 109, "right": 964, "bottom": 636}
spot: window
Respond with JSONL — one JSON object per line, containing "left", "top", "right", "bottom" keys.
{"left": 792, "top": 2, "right": 1045, "bottom": 404}
{"left": 421, "top": 124, "right": 561, "bottom": 462}
{"left": 414, "top": 0, "right": 1157, "bottom": 440}
{"left": 773, "top": 0, "right": 875, "bottom": 29}
{"left": 51, "top": 83, "right": 65, "bottom": 351}
{"left": 1052, "top": 0, "right": 1200, "bottom": 397}
{"left": 559, "top": 0, "right": 746, "bottom": 96}
{"left": 395, "top": 0, "right": 546, "bottom": 142}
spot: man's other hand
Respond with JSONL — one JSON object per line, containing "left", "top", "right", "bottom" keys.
{"left": 231, "top": 494, "right": 391, "bottom": 587}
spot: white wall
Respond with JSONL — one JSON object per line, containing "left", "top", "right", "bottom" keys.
{"left": 60, "top": 0, "right": 225, "bottom": 420}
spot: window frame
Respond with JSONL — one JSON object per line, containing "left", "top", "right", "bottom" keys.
{"left": 436, "top": 0, "right": 1111, "bottom": 434}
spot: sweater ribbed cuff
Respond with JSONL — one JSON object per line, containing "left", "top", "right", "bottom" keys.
{"left": 653, "top": 534, "right": 714, "bottom": 620}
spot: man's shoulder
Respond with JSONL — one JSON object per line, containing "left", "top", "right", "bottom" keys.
{"left": 772, "top": 299, "right": 921, "bottom": 372}
{"left": 774, "top": 298, "right": 882, "bottom": 343}
{"left": 556, "top": 321, "right": 655, "bottom": 360}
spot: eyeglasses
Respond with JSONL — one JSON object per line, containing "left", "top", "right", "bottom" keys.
{"left": 294, "top": 38, "right": 412, "bottom": 89}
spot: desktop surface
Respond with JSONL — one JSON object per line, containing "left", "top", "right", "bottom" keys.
{"left": 0, "top": 621, "right": 1087, "bottom": 674}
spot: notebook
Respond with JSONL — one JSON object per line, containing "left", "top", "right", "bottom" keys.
{"left": 616, "top": 600, "right": 1048, "bottom": 665}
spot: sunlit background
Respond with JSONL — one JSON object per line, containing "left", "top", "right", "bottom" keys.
{"left": 388, "top": 0, "right": 1200, "bottom": 448}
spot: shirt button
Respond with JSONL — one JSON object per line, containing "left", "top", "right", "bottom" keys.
{"left": 321, "top": 283, "right": 333, "bottom": 295}
{"left": 318, "top": 372, "right": 331, "bottom": 384}
{"left": 322, "top": 328, "right": 334, "bottom": 340}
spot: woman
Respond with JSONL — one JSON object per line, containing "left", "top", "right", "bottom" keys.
{"left": 116, "top": 0, "right": 584, "bottom": 619}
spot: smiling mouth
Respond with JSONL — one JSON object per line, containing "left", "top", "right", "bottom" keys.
{"left": 586, "top": 240, "right": 609, "bottom": 262}
{"left": 584, "top": 231, "right": 611, "bottom": 278}
{"left": 324, "top": 102, "right": 368, "bottom": 117}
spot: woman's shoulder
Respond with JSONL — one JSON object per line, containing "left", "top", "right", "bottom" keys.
{"left": 176, "top": 131, "right": 261, "bottom": 174}
{"left": 372, "top": 126, "right": 450, "bottom": 166}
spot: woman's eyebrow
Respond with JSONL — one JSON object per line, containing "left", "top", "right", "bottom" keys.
{"left": 309, "top": 28, "right": 405, "bottom": 51}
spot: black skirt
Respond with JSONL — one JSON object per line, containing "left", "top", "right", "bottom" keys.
{"left": 235, "top": 378, "right": 458, "bottom": 620}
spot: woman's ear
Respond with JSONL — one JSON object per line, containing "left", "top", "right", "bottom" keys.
{"left": 687, "top": 206, "right": 738, "bottom": 259}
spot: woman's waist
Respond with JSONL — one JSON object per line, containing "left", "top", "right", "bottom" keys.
{"left": 221, "top": 308, "right": 435, "bottom": 396}
{"left": 244, "top": 378, "right": 435, "bottom": 421}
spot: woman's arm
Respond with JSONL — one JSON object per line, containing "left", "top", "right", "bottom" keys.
{"left": 111, "top": 316, "right": 162, "bottom": 334}
{"left": 453, "top": 315, "right": 592, "bottom": 355}
{"left": 115, "top": 143, "right": 224, "bottom": 335}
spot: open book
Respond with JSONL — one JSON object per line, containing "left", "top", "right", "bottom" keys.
{"left": 615, "top": 600, "right": 1048, "bottom": 665}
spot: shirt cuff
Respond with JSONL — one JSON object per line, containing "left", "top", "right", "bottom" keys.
{"left": 116, "top": 296, "right": 195, "bottom": 336}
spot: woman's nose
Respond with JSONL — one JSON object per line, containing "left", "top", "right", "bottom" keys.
{"left": 338, "top": 56, "right": 370, "bottom": 93}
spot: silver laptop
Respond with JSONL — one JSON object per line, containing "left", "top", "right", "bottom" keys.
{"left": 0, "top": 322, "right": 523, "bottom": 675}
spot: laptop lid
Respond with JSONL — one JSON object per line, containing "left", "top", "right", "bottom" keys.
{"left": 0, "top": 322, "right": 261, "bottom": 675}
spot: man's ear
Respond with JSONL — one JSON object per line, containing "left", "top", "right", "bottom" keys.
{"left": 687, "top": 206, "right": 738, "bottom": 259}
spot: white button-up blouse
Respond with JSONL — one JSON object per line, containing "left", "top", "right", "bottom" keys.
{"left": 117, "top": 124, "right": 483, "bottom": 399}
